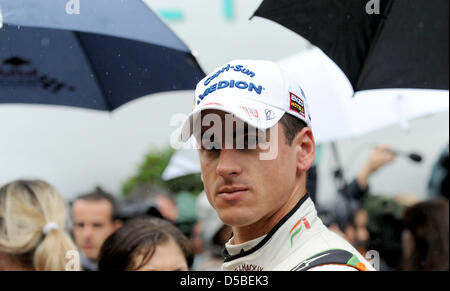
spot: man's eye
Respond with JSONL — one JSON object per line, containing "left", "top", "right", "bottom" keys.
{"left": 245, "top": 135, "right": 258, "bottom": 149}
{"left": 202, "top": 141, "right": 221, "bottom": 152}
{"left": 207, "top": 145, "right": 222, "bottom": 152}
{"left": 235, "top": 135, "right": 258, "bottom": 149}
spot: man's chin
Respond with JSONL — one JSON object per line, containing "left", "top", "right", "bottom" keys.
{"left": 217, "top": 208, "right": 256, "bottom": 227}
{"left": 83, "top": 250, "right": 99, "bottom": 261}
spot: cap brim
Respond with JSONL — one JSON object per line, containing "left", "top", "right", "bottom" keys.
{"left": 179, "top": 95, "right": 284, "bottom": 142}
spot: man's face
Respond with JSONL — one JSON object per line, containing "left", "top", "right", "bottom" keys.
{"left": 354, "top": 209, "right": 370, "bottom": 246}
{"left": 72, "top": 199, "right": 120, "bottom": 261}
{"left": 344, "top": 210, "right": 370, "bottom": 249}
{"left": 197, "top": 111, "right": 311, "bottom": 230}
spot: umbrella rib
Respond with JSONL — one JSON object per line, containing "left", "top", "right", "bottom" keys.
{"left": 355, "top": 0, "right": 395, "bottom": 91}
{"left": 72, "top": 31, "right": 114, "bottom": 111}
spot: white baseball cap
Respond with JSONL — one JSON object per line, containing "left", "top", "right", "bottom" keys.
{"left": 180, "top": 59, "right": 312, "bottom": 142}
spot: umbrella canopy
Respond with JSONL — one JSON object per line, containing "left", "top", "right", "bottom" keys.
{"left": 278, "top": 47, "right": 449, "bottom": 144}
{"left": 254, "top": 0, "right": 449, "bottom": 92}
{"left": 0, "top": 0, "right": 205, "bottom": 111}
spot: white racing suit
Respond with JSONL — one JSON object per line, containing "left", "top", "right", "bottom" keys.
{"left": 222, "top": 194, "right": 375, "bottom": 271}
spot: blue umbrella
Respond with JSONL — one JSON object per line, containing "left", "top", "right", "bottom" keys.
{"left": 0, "top": 0, "right": 205, "bottom": 111}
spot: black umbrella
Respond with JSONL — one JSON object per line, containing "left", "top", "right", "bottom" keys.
{"left": 0, "top": 0, "right": 205, "bottom": 111}
{"left": 253, "top": 0, "right": 449, "bottom": 92}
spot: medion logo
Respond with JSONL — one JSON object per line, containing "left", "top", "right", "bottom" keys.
{"left": 0, "top": 56, "right": 76, "bottom": 93}
{"left": 197, "top": 79, "right": 263, "bottom": 104}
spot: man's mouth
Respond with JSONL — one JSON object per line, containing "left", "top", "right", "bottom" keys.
{"left": 83, "top": 244, "right": 95, "bottom": 250}
{"left": 217, "top": 186, "right": 249, "bottom": 201}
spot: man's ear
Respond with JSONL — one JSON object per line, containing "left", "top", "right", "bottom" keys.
{"left": 294, "top": 127, "right": 316, "bottom": 172}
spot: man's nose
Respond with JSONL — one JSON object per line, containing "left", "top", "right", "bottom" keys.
{"left": 216, "top": 149, "right": 242, "bottom": 178}
{"left": 81, "top": 225, "right": 94, "bottom": 238}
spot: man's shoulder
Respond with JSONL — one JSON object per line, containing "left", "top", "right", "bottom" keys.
{"left": 276, "top": 228, "right": 375, "bottom": 271}
{"left": 308, "top": 265, "right": 359, "bottom": 271}
{"left": 290, "top": 248, "right": 373, "bottom": 271}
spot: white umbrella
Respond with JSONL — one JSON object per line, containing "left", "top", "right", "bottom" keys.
{"left": 164, "top": 49, "right": 448, "bottom": 184}
{"left": 279, "top": 47, "right": 449, "bottom": 204}
{"left": 278, "top": 47, "right": 449, "bottom": 144}
{"left": 162, "top": 139, "right": 201, "bottom": 181}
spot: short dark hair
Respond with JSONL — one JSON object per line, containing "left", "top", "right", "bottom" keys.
{"left": 98, "top": 217, "right": 194, "bottom": 271}
{"left": 279, "top": 113, "right": 308, "bottom": 145}
{"left": 72, "top": 186, "right": 119, "bottom": 221}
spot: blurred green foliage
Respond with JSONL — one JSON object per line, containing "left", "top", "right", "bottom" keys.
{"left": 121, "top": 147, "right": 203, "bottom": 198}
{"left": 363, "top": 194, "right": 407, "bottom": 269}
{"left": 165, "top": 173, "right": 204, "bottom": 195}
{"left": 363, "top": 194, "right": 407, "bottom": 234}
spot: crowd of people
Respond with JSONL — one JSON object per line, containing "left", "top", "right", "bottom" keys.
{"left": 0, "top": 147, "right": 448, "bottom": 271}
{"left": 0, "top": 60, "right": 448, "bottom": 272}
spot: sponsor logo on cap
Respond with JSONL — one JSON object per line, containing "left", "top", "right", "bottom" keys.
{"left": 289, "top": 92, "right": 305, "bottom": 117}
{"left": 197, "top": 64, "right": 264, "bottom": 105}
{"left": 265, "top": 109, "right": 276, "bottom": 121}
{"left": 202, "top": 102, "right": 224, "bottom": 108}
{"left": 240, "top": 106, "right": 260, "bottom": 121}
{"left": 204, "top": 64, "right": 256, "bottom": 86}
{"left": 197, "top": 80, "right": 264, "bottom": 105}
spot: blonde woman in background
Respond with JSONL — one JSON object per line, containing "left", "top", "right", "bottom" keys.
{"left": 0, "top": 180, "right": 79, "bottom": 271}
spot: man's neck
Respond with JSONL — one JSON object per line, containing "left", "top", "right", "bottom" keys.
{"left": 230, "top": 184, "right": 307, "bottom": 245}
